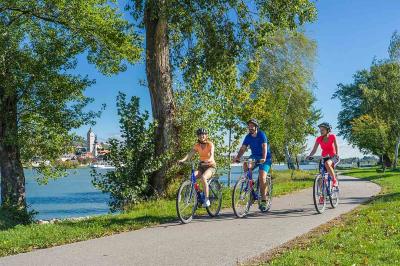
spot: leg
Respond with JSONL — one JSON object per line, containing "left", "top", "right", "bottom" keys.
{"left": 258, "top": 169, "right": 268, "bottom": 201}
{"left": 201, "top": 168, "right": 214, "bottom": 198}
{"left": 194, "top": 170, "right": 201, "bottom": 179}
{"left": 324, "top": 160, "right": 337, "bottom": 184}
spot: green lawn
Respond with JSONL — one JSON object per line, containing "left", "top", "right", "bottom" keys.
{"left": 262, "top": 168, "right": 400, "bottom": 265}
{"left": 0, "top": 169, "right": 315, "bottom": 257}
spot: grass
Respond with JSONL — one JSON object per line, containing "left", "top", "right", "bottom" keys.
{"left": 260, "top": 167, "right": 400, "bottom": 265}
{"left": 0, "top": 169, "right": 315, "bottom": 257}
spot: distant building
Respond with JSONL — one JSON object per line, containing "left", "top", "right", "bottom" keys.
{"left": 87, "top": 128, "right": 96, "bottom": 153}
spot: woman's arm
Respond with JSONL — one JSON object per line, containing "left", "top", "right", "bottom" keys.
{"left": 307, "top": 141, "right": 319, "bottom": 158}
{"left": 178, "top": 149, "right": 196, "bottom": 163}
{"left": 333, "top": 137, "right": 339, "bottom": 157}
{"left": 209, "top": 143, "right": 215, "bottom": 163}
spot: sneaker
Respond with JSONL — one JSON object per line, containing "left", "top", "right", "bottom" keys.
{"left": 202, "top": 199, "right": 210, "bottom": 208}
{"left": 259, "top": 201, "right": 268, "bottom": 212}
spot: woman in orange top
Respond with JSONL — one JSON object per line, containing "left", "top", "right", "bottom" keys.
{"left": 178, "top": 128, "right": 216, "bottom": 207}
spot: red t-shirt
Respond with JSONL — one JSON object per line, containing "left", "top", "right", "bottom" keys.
{"left": 316, "top": 134, "right": 337, "bottom": 157}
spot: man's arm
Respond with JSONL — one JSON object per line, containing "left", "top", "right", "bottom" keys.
{"left": 233, "top": 145, "right": 248, "bottom": 162}
{"left": 260, "top": 143, "right": 267, "bottom": 163}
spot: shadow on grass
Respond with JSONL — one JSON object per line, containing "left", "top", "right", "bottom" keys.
{"left": 372, "top": 192, "right": 400, "bottom": 203}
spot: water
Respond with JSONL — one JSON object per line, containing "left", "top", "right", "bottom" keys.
{"left": 25, "top": 168, "right": 110, "bottom": 220}
{"left": 19, "top": 163, "right": 318, "bottom": 220}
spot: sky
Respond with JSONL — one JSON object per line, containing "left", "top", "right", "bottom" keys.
{"left": 72, "top": 0, "right": 400, "bottom": 158}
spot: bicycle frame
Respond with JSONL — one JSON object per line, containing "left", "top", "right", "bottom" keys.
{"left": 319, "top": 157, "right": 340, "bottom": 197}
{"left": 240, "top": 160, "right": 262, "bottom": 201}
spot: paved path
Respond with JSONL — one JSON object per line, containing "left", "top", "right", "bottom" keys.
{"left": 0, "top": 175, "right": 380, "bottom": 266}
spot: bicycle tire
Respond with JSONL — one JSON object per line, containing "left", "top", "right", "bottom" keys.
{"left": 176, "top": 180, "right": 197, "bottom": 224}
{"left": 232, "top": 177, "right": 252, "bottom": 218}
{"left": 329, "top": 177, "right": 339, "bottom": 208}
{"left": 206, "top": 178, "right": 223, "bottom": 217}
{"left": 313, "top": 175, "right": 326, "bottom": 213}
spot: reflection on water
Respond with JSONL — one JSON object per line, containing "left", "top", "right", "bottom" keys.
{"left": 17, "top": 164, "right": 317, "bottom": 220}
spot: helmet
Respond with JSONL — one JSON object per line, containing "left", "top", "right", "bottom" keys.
{"left": 247, "top": 118, "right": 259, "bottom": 128}
{"left": 318, "top": 122, "right": 332, "bottom": 132}
{"left": 196, "top": 128, "right": 208, "bottom": 135}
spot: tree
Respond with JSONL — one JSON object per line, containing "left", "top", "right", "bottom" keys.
{"left": 127, "top": 0, "right": 317, "bottom": 193}
{"left": 362, "top": 61, "right": 400, "bottom": 168}
{"left": 246, "top": 30, "right": 320, "bottom": 165}
{"left": 350, "top": 115, "right": 390, "bottom": 168}
{"left": 0, "top": 0, "right": 140, "bottom": 210}
{"left": 333, "top": 60, "right": 400, "bottom": 167}
{"left": 92, "top": 92, "right": 161, "bottom": 211}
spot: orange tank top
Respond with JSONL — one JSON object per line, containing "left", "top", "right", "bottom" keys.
{"left": 193, "top": 142, "right": 213, "bottom": 162}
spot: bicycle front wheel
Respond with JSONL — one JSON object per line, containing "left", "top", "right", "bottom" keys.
{"left": 313, "top": 175, "right": 326, "bottom": 214}
{"left": 206, "top": 178, "right": 223, "bottom": 217}
{"left": 176, "top": 180, "right": 198, "bottom": 224}
{"left": 232, "top": 177, "right": 252, "bottom": 218}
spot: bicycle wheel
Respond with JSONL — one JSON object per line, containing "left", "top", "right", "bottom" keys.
{"left": 206, "top": 178, "right": 223, "bottom": 217}
{"left": 263, "top": 174, "right": 273, "bottom": 212}
{"left": 176, "top": 180, "right": 198, "bottom": 224}
{"left": 329, "top": 177, "right": 339, "bottom": 208}
{"left": 232, "top": 177, "right": 252, "bottom": 218}
{"left": 313, "top": 175, "right": 326, "bottom": 214}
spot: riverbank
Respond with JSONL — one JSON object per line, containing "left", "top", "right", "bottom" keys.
{"left": 0, "top": 169, "right": 315, "bottom": 257}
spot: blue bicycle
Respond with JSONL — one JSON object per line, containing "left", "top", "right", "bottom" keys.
{"left": 232, "top": 159, "right": 272, "bottom": 218}
{"left": 309, "top": 156, "right": 340, "bottom": 214}
{"left": 176, "top": 162, "right": 223, "bottom": 224}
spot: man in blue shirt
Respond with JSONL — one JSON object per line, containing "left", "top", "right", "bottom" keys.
{"left": 233, "top": 118, "right": 272, "bottom": 212}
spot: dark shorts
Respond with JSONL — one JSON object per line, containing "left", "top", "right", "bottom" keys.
{"left": 322, "top": 156, "right": 339, "bottom": 167}
{"left": 197, "top": 163, "right": 216, "bottom": 176}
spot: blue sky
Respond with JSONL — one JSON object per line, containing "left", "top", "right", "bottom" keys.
{"left": 73, "top": 0, "right": 400, "bottom": 158}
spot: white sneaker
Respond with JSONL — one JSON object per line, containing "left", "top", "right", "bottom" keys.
{"left": 202, "top": 199, "right": 211, "bottom": 208}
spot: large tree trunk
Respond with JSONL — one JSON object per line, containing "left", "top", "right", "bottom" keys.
{"left": 0, "top": 87, "right": 26, "bottom": 208}
{"left": 393, "top": 136, "right": 400, "bottom": 169}
{"left": 144, "top": 1, "right": 177, "bottom": 194}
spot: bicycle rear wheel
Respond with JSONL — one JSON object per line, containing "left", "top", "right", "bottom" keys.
{"left": 262, "top": 174, "right": 273, "bottom": 212}
{"left": 232, "top": 177, "right": 252, "bottom": 218}
{"left": 329, "top": 177, "right": 339, "bottom": 208}
{"left": 176, "top": 180, "right": 197, "bottom": 224}
{"left": 206, "top": 178, "right": 223, "bottom": 217}
{"left": 313, "top": 175, "right": 326, "bottom": 213}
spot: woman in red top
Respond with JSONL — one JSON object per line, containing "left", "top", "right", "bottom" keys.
{"left": 307, "top": 122, "right": 339, "bottom": 186}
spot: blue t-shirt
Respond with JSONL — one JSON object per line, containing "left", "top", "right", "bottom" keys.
{"left": 242, "top": 130, "right": 272, "bottom": 164}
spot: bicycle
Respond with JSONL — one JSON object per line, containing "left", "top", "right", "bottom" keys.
{"left": 176, "top": 162, "right": 223, "bottom": 224}
{"left": 309, "top": 156, "right": 340, "bottom": 214}
{"left": 232, "top": 159, "right": 272, "bottom": 218}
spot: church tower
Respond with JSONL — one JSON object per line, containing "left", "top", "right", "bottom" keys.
{"left": 87, "top": 127, "right": 96, "bottom": 153}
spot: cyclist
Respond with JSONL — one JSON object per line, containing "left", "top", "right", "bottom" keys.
{"left": 178, "top": 128, "right": 216, "bottom": 207}
{"left": 233, "top": 119, "right": 272, "bottom": 212}
{"left": 306, "top": 122, "right": 339, "bottom": 187}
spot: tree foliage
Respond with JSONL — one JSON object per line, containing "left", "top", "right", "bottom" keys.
{"left": 92, "top": 92, "right": 162, "bottom": 211}
{"left": 0, "top": 0, "right": 141, "bottom": 207}
{"left": 334, "top": 36, "right": 400, "bottom": 167}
